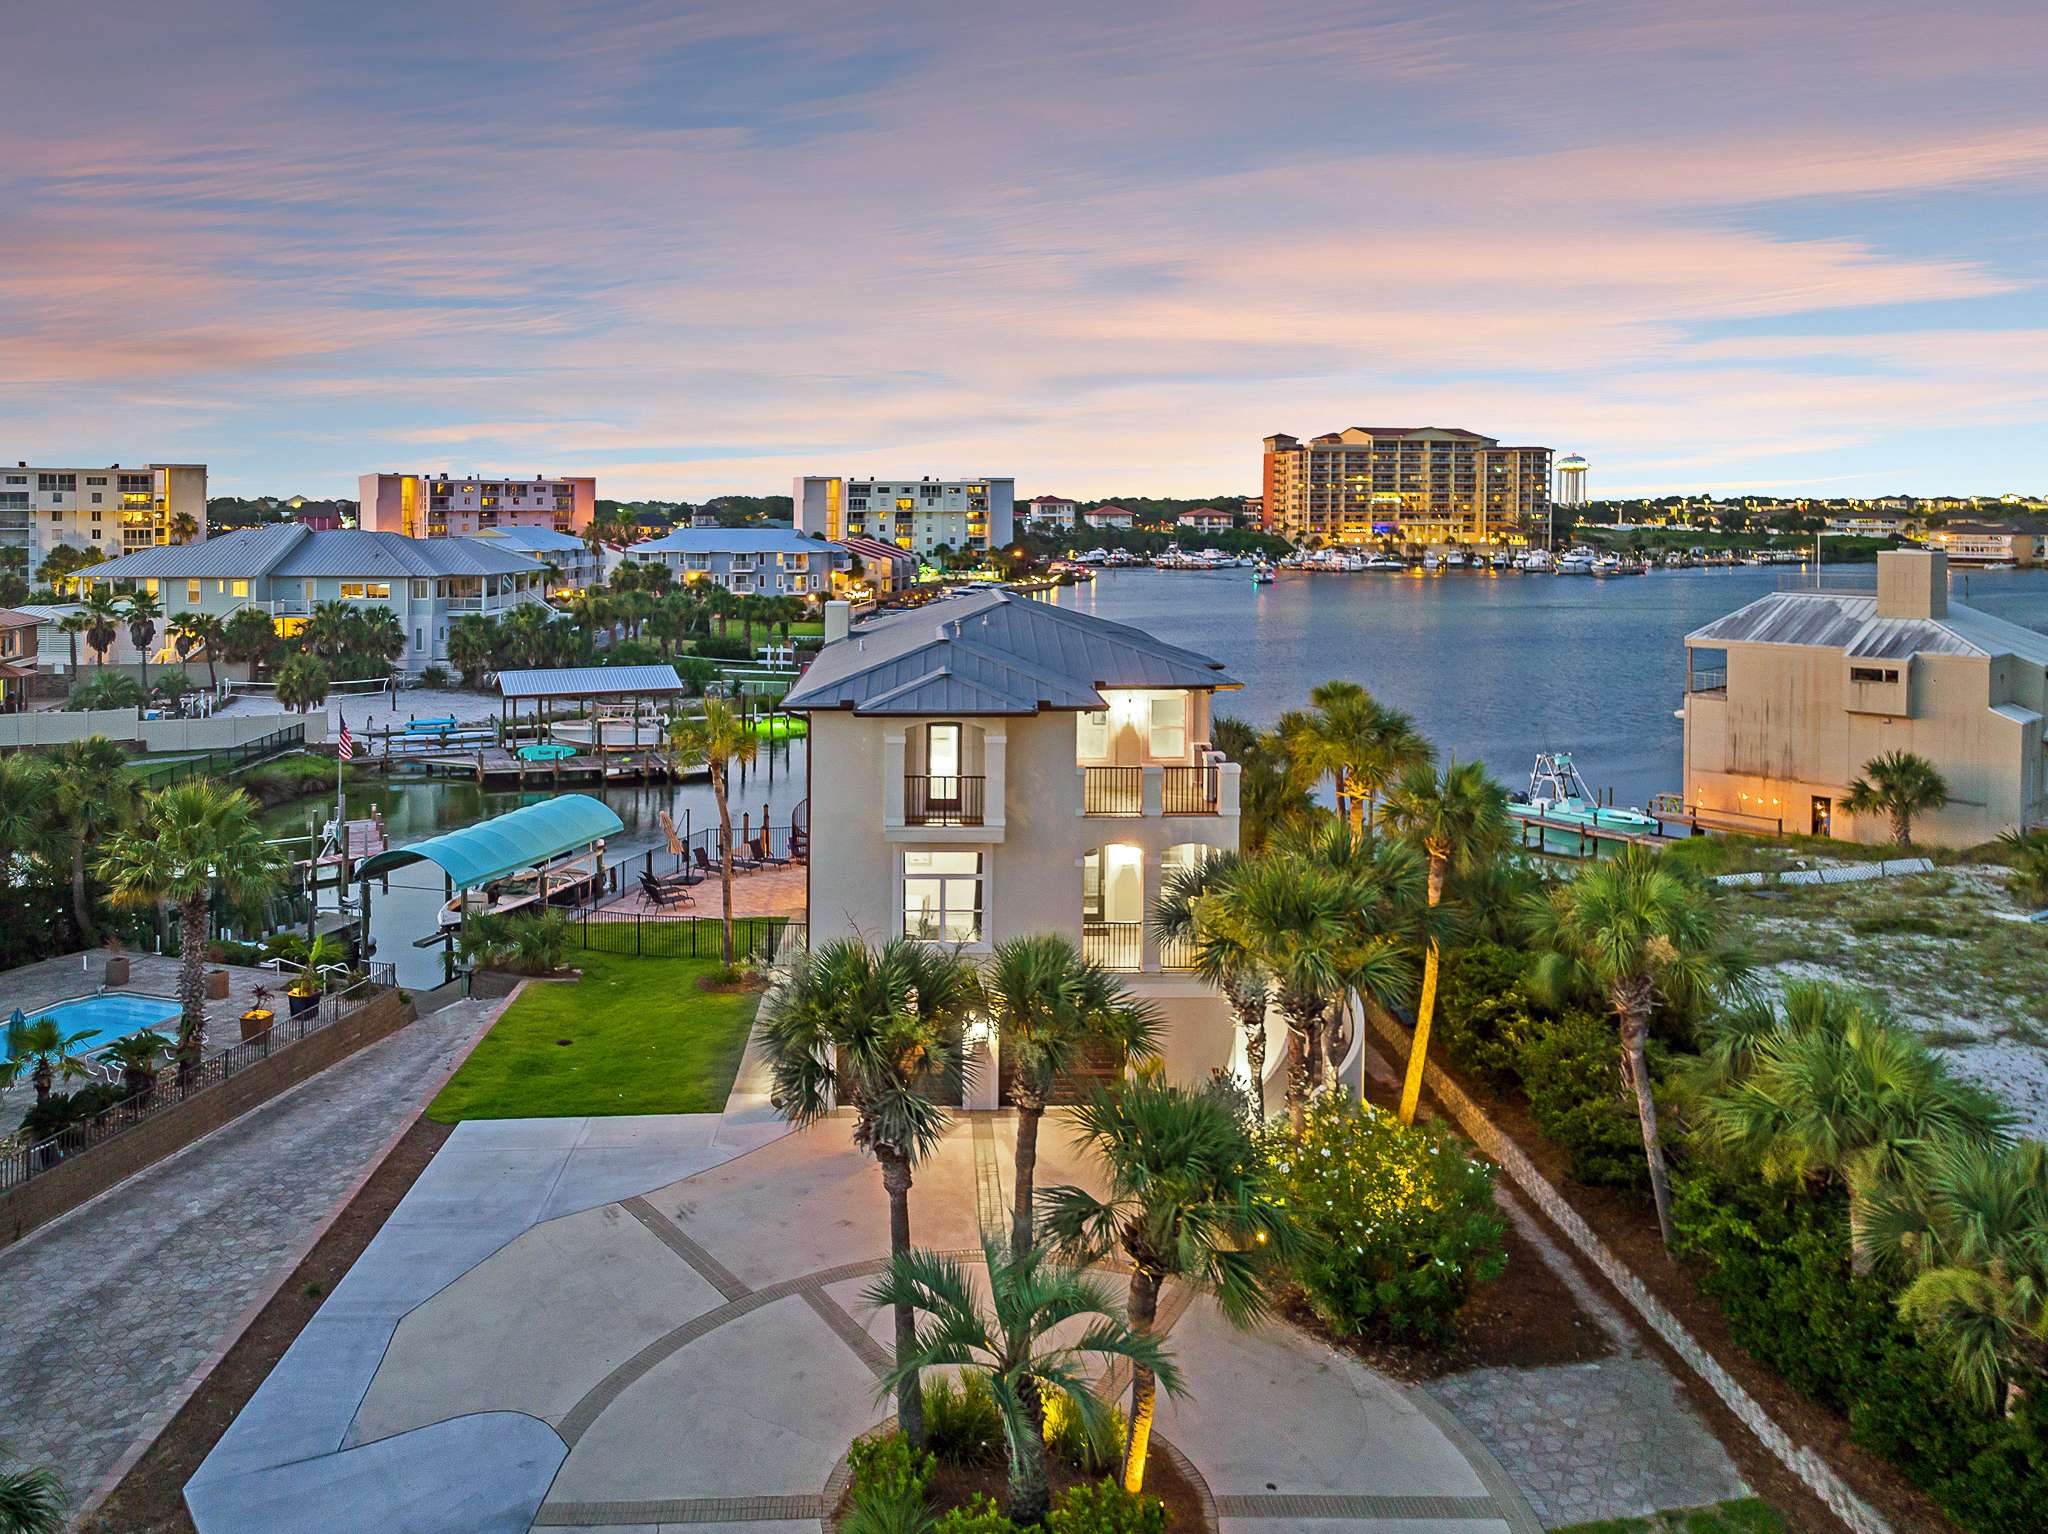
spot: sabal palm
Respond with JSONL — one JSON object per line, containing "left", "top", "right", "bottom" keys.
{"left": 355, "top": 606, "right": 406, "bottom": 669}
{"left": 98, "top": 782, "right": 285, "bottom": 1083}
{"left": 301, "top": 601, "right": 355, "bottom": 660}
{"left": 1862, "top": 1138, "right": 2047, "bottom": 1415}
{"left": 1282, "top": 682, "right": 1432, "bottom": 832}
{"left": 1154, "top": 848, "right": 1272, "bottom": 1115}
{"left": 56, "top": 610, "right": 89, "bottom": 675}
{"left": 1843, "top": 750, "right": 1948, "bottom": 848}
{"left": 48, "top": 736, "right": 133, "bottom": 944}
{"left": 169, "top": 611, "right": 226, "bottom": 690}
{"left": 1042, "top": 1075, "right": 1297, "bottom": 1493}
{"left": 0, "top": 753, "right": 51, "bottom": 896}
{"left": 123, "top": 589, "right": 162, "bottom": 691}
{"left": 1524, "top": 845, "right": 1745, "bottom": 1248}
{"left": 4, "top": 1015, "right": 102, "bottom": 1104}
{"left": 868, "top": 1237, "right": 1179, "bottom": 1524}
{"left": 0, "top": 1445, "right": 65, "bottom": 1534}
{"left": 1382, "top": 759, "right": 1512, "bottom": 1123}
{"left": 759, "top": 937, "right": 981, "bottom": 1445}
{"left": 668, "top": 697, "right": 759, "bottom": 965}
{"left": 446, "top": 615, "right": 498, "bottom": 687}
{"left": 981, "top": 933, "right": 1160, "bottom": 1255}
{"left": 79, "top": 588, "right": 121, "bottom": 668}
{"left": 221, "top": 607, "right": 278, "bottom": 677}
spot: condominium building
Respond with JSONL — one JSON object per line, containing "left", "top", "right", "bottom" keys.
{"left": 788, "top": 591, "right": 1248, "bottom": 1097}
{"left": 1, "top": 461, "right": 208, "bottom": 569}
{"left": 793, "top": 475, "right": 1015, "bottom": 557}
{"left": 358, "top": 472, "right": 596, "bottom": 539}
{"left": 1260, "top": 428, "right": 1552, "bottom": 549}
{"left": 1681, "top": 551, "right": 2048, "bottom": 847}
{"left": 79, "top": 526, "right": 550, "bottom": 672}
{"left": 619, "top": 528, "right": 845, "bottom": 596}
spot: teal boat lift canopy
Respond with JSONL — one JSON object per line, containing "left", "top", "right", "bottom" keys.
{"left": 354, "top": 793, "right": 624, "bottom": 890}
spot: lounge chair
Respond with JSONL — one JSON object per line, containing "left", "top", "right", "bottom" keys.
{"left": 638, "top": 872, "right": 693, "bottom": 909}
{"left": 750, "top": 834, "right": 790, "bottom": 867}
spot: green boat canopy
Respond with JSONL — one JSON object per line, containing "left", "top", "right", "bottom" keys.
{"left": 354, "top": 793, "right": 624, "bottom": 890}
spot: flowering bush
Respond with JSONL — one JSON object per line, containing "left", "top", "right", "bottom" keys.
{"left": 1265, "top": 1090, "right": 1506, "bottom": 1343}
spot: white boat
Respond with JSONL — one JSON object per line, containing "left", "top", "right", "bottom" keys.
{"left": 439, "top": 845, "right": 606, "bottom": 928}
{"left": 1490, "top": 551, "right": 1512, "bottom": 570}
{"left": 1556, "top": 549, "right": 1597, "bottom": 575}
{"left": 1444, "top": 550, "right": 1470, "bottom": 568}
{"left": 1422, "top": 552, "right": 1441, "bottom": 572}
{"left": 551, "top": 707, "right": 670, "bottom": 751}
{"left": 1505, "top": 753, "right": 1661, "bottom": 837}
{"left": 1363, "top": 555, "right": 1406, "bottom": 571}
{"left": 1516, "top": 548, "right": 1555, "bottom": 572}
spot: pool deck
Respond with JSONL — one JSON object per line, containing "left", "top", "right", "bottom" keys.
{"left": 1, "top": 951, "right": 284, "bottom": 1121}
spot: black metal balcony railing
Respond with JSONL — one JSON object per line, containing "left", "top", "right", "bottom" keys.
{"left": 1156, "top": 931, "right": 1198, "bottom": 971}
{"left": 1161, "top": 765, "right": 1220, "bottom": 815}
{"left": 1082, "top": 766, "right": 1143, "bottom": 816}
{"left": 1082, "top": 921, "right": 1143, "bottom": 971}
{"left": 905, "top": 774, "right": 985, "bottom": 827}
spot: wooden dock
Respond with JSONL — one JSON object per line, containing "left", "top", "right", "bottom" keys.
{"left": 1511, "top": 809, "right": 1669, "bottom": 861}
{"left": 396, "top": 746, "right": 700, "bottom": 787}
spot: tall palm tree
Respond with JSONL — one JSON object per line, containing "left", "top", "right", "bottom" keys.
{"left": 758, "top": 937, "right": 981, "bottom": 1446}
{"left": 79, "top": 587, "right": 121, "bottom": 670}
{"left": 98, "top": 782, "right": 285, "bottom": 1086}
{"left": 56, "top": 609, "right": 89, "bottom": 676}
{"left": 4, "top": 1014, "right": 103, "bottom": 1104}
{"left": 1281, "top": 682, "right": 1432, "bottom": 833}
{"left": 981, "top": 933, "right": 1160, "bottom": 1256}
{"left": 1843, "top": 751, "right": 1949, "bottom": 847}
{"left": 1524, "top": 846, "right": 1746, "bottom": 1248}
{"left": 355, "top": 606, "right": 406, "bottom": 672}
{"left": 1381, "top": 759, "right": 1512, "bottom": 1124}
{"left": 1153, "top": 847, "right": 1276, "bottom": 1115}
{"left": 1212, "top": 716, "right": 1310, "bottom": 852}
{"left": 868, "top": 1237, "right": 1180, "bottom": 1525}
{"left": 300, "top": 600, "right": 355, "bottom": 662}
{"left": 667, "top": 697, "right": 758, "bottom": 965}
{"left": 122, "top": 588, "right": 162, "bottom": 692}
{"left": 168, "top": 510, "right": 199, "bottom": 545}
{"left": 168, "top": 611, "right": 227, "bottom": 691}
{"left": 48, "top": 736, "right": 133, "bottom": 944}
{"left": 446, "top": 615, "right": 499, "bottom": 688}
{"left": 1042, "top": 1075, "right": 1299, "bottom": 1493}
{"left": 221, "top": 606, "right": 279, "bottom": 680}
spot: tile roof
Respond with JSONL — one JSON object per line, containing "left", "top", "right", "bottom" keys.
{"left": 784, "top": 590, "right": 1236, "bottom": 716}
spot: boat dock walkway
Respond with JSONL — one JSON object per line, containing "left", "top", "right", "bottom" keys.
{"left": 395, "top": 745, "right": 701, "bottom": 787}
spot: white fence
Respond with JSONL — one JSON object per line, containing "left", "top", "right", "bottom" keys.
{"left": 0, "top": 709, "right": 329, "bottom": 751}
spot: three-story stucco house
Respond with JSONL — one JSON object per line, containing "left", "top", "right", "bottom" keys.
{"left": 785, "top": 591, "right": 1245, "bottom": 1098}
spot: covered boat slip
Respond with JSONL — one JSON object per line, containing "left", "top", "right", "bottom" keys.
{"left": 496, "top": 665, "right": 689, "bottom": 755}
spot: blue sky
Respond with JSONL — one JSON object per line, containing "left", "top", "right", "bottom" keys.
{"left": 4, "top": 0, "right": 2046, "bottom": 499}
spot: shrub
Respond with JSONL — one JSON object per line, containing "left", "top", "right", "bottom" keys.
{"left": 1672, "top": 1171, "right": 2046, "bottom": 1533}
{"left": 208, "top": 939, "right": 264, "bottom": 965}
{"left": 692, "top": 632, "right": 753, "bottom": 660}
{"left": 1042, "top": 1389, "right": 1124, "bottom": 1476}
{"left": 922, "top": 1371, "right": 1003, "bottom": 1467}
{"left": 1047, "top": 1480, "right": 1166, "bottom": 1534}
{"left": 66, "top": 671, "right": 143, "bottom": 711}
{"left": 845, "top": 1433, "right": 934, "bottom": 1534}
{"left": 20, "top": 1083, "right": 129, "bottom": 1137}
{"left": 933, "top": 1497, "right": 1016, "bottom": 1534}
{"left": 1264, "top": 1090, "right": 1506, "bottom": 1343}
{"left": 1515, "top": 1008, "right": 1656, "bottom": 1189}
{"left": 602, "top": 639, "right": 665, "bottom": 666}
{"left": 418, "top": 664, "right": 452, "bottom": 688}
{"left": 1435, "top": 941, "right": 1538, "bottom": 1090}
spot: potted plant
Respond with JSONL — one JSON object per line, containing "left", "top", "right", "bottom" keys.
{"left": 103, "top": 933, "right": 129, "bottom": 989}
{"left": 286, "top": 934, "right": 344, "bottom": 1018}
{"left": 241, "top": 984, "right": 276, "bottom": 1042}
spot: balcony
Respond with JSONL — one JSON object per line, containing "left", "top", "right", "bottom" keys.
{"left": 1082, "top": 766, "right": 1143, "bottom": 816}
{"left": 1082, "top": 763, "right": 1232, "bottom": 818}
{"left": 1161, "top": 764, "right": 1220, "bottom": 815}
{"left": 905, "top": 775, "right": 985, "bottom": 827}
{"left": 1082, "top": 922, "right": 1143, "bottom": 971}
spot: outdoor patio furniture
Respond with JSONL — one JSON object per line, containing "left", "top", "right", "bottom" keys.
{"left": 638, "top": 872, "right": 693, "bottom": 909}
{"left": 749, "top": 834, "right": 790, "bottom": 867}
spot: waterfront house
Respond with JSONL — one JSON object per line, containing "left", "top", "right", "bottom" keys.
{"left": 1024, "top": 495, "right": 1078, "bottom": 531}
{"left": 468, "top": 525, "right": 604, "bottom": 596}
{"left": 834, "top": 535, "right": 919, "bottom": 600}
{"left": 1175, "top": 507, "right": 1236, "bottom": 533}
{"left": 0, "top": 609, "right": 39, "bottom": 711}
{"left": 619, "top": 528, "right": 845, "bottom": 597}
{"left": 1926, "top": 524, "right": 2037, "bottom": 567}
{"left": 1087, "top": 504, "right": 1135, "bottom": 530}
{"left": 78, "top": 526, "right": 551, "bottom": 673}
{"left": 786, "top": 592, "right": 1244, "bottom": 1096}
{"left": 1681, "top": 550, "right": 2048, "bottom": 846}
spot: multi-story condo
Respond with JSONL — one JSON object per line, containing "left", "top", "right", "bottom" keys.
{"left": 467, "top": 526, "right": 604, "bottom": 596}
{"left": 1261, "top": 428, "right": 1552, "bottom": 550}
{"left": 358, "top": 472, "right": 596, "bottom": 539}
{"left": 794, "top": 475, "right": 1015, "bottom": 557}
{"left": 1, "top": 461, "right": 207, "bottom": 568}
{"left": 1926, "top": 525, "right": 2037, "bottom": 567}
{"left": 79, "top": 526, "right": 550, "bottom": 673}
{"left": 1681, "top": 550, "right": 2047, "bottom": 847}
{"left": 620, "top": 529, "right": 845, "bottom": 596}
{"left": 787, "top": 591, "right": 1247, "bottom": 1095}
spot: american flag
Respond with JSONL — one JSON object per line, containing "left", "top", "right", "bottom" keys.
{"left": 337, "top": 716, "right": 354, "bottom": 762}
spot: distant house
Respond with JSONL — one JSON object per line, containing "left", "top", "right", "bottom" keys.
{"left": 835, "top": 535, "right": 920, "bottom": 599}
{"left": 1088, "top": 504, "right": 1135, "bottom": 530}
{"left": 468, "top": 525, "right": 604, "bottom": 595}
{"left": 620, "top": 528, "right": 844, "bottom": 597}
{"left": 1175, "top": 507, "right": 1235, "bottom": 533}
{"left": 1024, "top": 495, "right": 1078, "bottom": 531}
{"left": 0, "top": 609, "right": 38, "bottom": 712}
{"left": 1926, "top": 524, "right": 2037, "bottom": 567}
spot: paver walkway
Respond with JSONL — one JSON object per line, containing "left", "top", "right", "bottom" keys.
{"left": 190, "top": 1110, "right": 1539, "bottom": 1534}
{"left": 0, "top": 996, "right": 502, "bottom": 1515}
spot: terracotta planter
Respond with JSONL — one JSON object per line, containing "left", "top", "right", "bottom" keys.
{"left": 287, "top": 989, "right": 319, "bottom": 1019}
{"left": 239, "top": 1007, "right": 275, "bottom": 1042}
{"left": 206, "top": 969, "right": 231, "bottom": 1001}
{"left": 104, "top": 955, "right": 130, "bottom": 987}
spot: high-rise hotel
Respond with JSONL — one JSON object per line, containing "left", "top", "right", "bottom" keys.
{"left": 358, "top": 472, "right": 596, "bottom": 539}
{"left": 794, "top": 475, "right": 1015, "bottom": 557}
{"left": 1, "top": 461, "right": 208, "bottom": 566}
{"left": 1260, "top": 428, "right": 1552, "bottom": 549}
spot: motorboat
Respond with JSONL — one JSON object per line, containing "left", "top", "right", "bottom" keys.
{"left": 1506, "top": 753, "right": 1662, "bottom": 837}
{"left": 1516, "top": 548, "right": 1556, "bottom": 572}
{"left": 1556, "top": 548, "right": 1597, "bottom": 575}
{"left": 1250, "top": 562, "right": 1276, "bottom": 585}
{"left": 1490, "top": 550, "right": 1513, "bottom": 570}
{"left": 1363, "top": 555, "right": 1407, "bottom": 571}
{"left": 550, "top": 705, "right": 670, "bottom": 751}
{"left": 1421, "top": 551, "right": 1441, "bottom": 572}
{"left": 438, "top": 844, "right": 606, "bottom": 928}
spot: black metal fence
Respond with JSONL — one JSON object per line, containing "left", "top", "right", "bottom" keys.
{"left": 1082, "top": 766, "right": 1143, "bottom": 816}
{"left": 1160, "top": 764, "right": 1220, "bottom": 815}
{"left": 1082, "top": 920, "right": 1143, "bottom": 971}
{"left": 0, "top": 963, "right": 397, "bottom": 1193}
{"left": 905, "top": 774, "right": 985, "bottom": 826}
{"left": 131, "top": 720, "right": 309, "bottom": 791}
{"left": 575, "top": 912, "right": 800, "bottom": 963}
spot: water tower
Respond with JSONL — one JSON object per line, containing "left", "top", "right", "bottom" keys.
{"left": 1556, "top": 453, "right": 1590, "bottom": 508}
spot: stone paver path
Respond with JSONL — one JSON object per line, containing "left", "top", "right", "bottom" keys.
{"left": 0, "top": 996, "right": 501, "bottom": 1514}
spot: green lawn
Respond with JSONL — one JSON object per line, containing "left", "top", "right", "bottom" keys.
{"left": 1556, "top": 1500, "right": 1788, "bottom": 1534}
{"left": 427, "top": 950, "right": 763, "bottom": 1121}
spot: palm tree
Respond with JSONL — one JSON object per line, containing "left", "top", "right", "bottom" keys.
{"left": 4, "top": 1014, "right": 103, "bottom": 1104}
{"left": 56, "top": 609, "right": 89, "bottom": 676}
{"left": 221, "top": 606, "right": 279, "bottom": 680}
{"left": 1382, "top": 759, "right": 1512, "bottom": 1124}
{"left": 447, "top": 615, "right": 499, "bottom": 688}
{"left": 981, "top": 933, "right": 1160, "bottom": 1256}
{"left": 98, "top": 782, "right": 285, "bottom": 1086}
{"left": 1042, "top": 1075, "right": 1298, "bottom": 1493}
{"left": 1843, "top": 751, "right": 1949, "bottom": 847}
{"left": 1524, "top": 845, "right": 1746, "bottom": 1248}
{"left": 0, "top": 754, "right": 51, "bottom": 899}
{"left": 758, "top": 937, "right": 982, "bottom": 1446}
{"left": 1280, "top": 682, "right": 1432, "bottom": 833}
{"left": 79, "top": 587, "right": 121, "bottom": 669}
{"left": 102, "top": 1029, "right": 170, "bottom": 1105}
{"left": 355, "top": 606, "right": 406, "bottom": 672}
{"left": 48, "top": 736, "right": 133, "bottom": 944}
{"left": 667, "top": 697, "right": 758, "bottom": 965}
{"left": 301, "top": 600, "right": 355, "bottom": 662}
{"left": 168, "top": 510, "right": 199, "bottom": 544}
{"left": 273, "top": 652, "right": 330, "bottom": 713}
{"left": 1683, "top": 982, "right": 2013, "bottom": 1273}
{"left": 0, "top": 1442, "right": 66, "bottom": 1534}
{"left": 1153, "top": 848, "right": 1272, "bottom": 1115}
{"left": 867, "top": 1237, "right": 1180, "bottom": 1524}
{"left": 168, "top": 610, "right": 227, "bottom": 691}
{"left": 1212, "top": 715, "right": 1310, "bottom": 852}
{"left": 122, "top": 588, "right": 162, "bottom": 692}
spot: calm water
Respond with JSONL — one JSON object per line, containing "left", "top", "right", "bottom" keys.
{"left": 1049, "top": 565, "right": 2048, "bottom": 811}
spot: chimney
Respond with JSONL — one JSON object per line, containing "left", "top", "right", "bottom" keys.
{"left": 823, "top": 600, "right": 852, "bottom": 644}
{"left": 1876, "top": 549, "right": 1947, "bottom": 620}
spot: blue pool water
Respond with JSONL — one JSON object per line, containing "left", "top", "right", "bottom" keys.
{"left": 22, "top": 992, "right": 180, "bottom": 1050}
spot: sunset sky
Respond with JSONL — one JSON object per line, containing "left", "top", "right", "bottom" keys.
{"left": 7, "top": 0, "right": 2047, "bottom": 500}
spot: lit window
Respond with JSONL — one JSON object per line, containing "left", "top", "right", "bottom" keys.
{"left": 904, "top": 849, "right": 982, "bottom": 943}
{"left": 231, "top": 580, "right": 248, "bottom": 598}
{"left": 1147, "top": 694, "right": 1187, "bottom": 758}
{"left": 1076, "top": 708, "right": 1109, "bottom": 760}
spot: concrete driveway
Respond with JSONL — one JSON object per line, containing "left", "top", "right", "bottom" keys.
{"left": 187, "top": 1109, "right": 1537, "bottom": 1534}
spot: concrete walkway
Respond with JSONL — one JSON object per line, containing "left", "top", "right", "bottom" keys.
{"left": 0, "top": 996, "right": 503, "bottom": 1517}
{"left": 189, "top": 1110, "right": 1538, "bottom": 1534}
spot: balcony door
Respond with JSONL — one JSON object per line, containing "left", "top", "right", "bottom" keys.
{"left": 926, "top": 723, "right": 962, "bottom": 814}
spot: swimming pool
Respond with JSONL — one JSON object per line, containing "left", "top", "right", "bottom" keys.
{"left": 16, "top": 992, "right": 181, "bottom": 1050}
